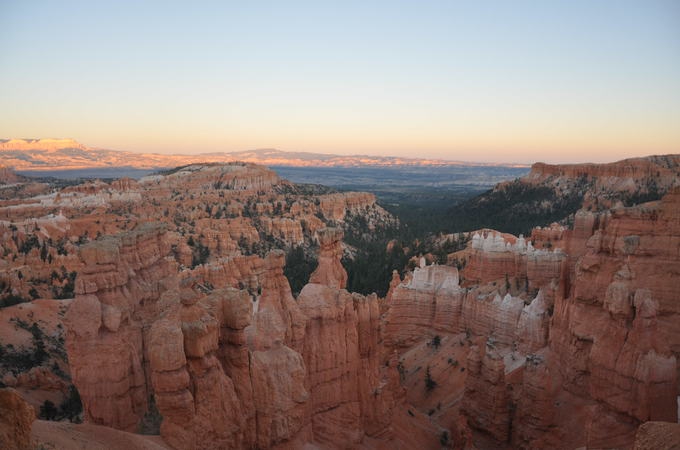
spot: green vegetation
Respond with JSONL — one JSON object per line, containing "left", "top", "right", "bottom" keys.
{"left": 339, "top": 207, "right": 471, "bottom": 297}
{"left": 440, "top": 431, "right": 450, "bottom": 446}
{"left": 380, "top": 188, "right": 485, "bottom": 238}
{"left": 342, "top": 223, "right": 409, "bottom": 297}
{"left": 39, "top": 385, "right": 82, "bottom": 422}
{"left": 187, "top": 236, "right": 210, "bottom": 268}
{"left": 425, "top": 366, "right": 437, "bottom": 391}
{"left": 0, "top": 322, "right": 49, "bottom": 373}
{"left": 341, "top": 207, "right": 471, "bottom": 297}
{"left": 0, "top": 293, "right": 30, "bottom": 308}
{"left": 39, "top": 400, "right": 58, "bottom": 420}
{"left": 18, "top": 234, "right": 41, "bottom": 254}
{"left": 274, "top": 182, "right": 336, "bottom": 196}
{"left": 52, "top": 270, "right": 77, "bottom": 299}
{"left": 139, "top": 395, "right": 162, "bottom": 434}
{"left": 284, "top": 246, "right": 318, "bottom": 296}
{"left": 621, "top": 179, "right": 663, "bottom": 206}
{"left": 0, "top": 319, "right": 67, "bottom": 377}
{"left": 445, "top": 180, "right": 588, "bottom": 236}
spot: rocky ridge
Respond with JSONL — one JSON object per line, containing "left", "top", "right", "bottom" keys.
{"left": 448, "top": 154, "right": 680, "bottom": 235}
{"left": 0, "top": 163, "right": 394, "bottom": 307}
{"left": 0, "top": 138, "right": 528, "bottom": 171}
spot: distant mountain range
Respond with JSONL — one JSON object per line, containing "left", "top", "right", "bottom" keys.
{"left": 0, "top": 138, "right": 529, "bottom": 171}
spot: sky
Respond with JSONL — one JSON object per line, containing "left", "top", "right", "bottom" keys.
{"left": 0, "top": 0, "right": 678, "bottom": 164}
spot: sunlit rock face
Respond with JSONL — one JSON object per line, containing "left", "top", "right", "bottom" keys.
{"left": 384, "top": 263, "right": 463, "bottom": 348}
{"left": 0, "top": 162, "right": 405, "bottom": 448}
{"left": 63, "top": 221, "right": 407, "bottom": 449}
{"left": 381, "top": 188, "right": 680, "bottom": 450}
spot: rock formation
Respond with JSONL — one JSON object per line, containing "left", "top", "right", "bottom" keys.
{"left": 450, "top": 154, "right": 680, "bottom": 236}
{"left": 632, "top": 421, "right": 680, "bottom": 450}
{"left": 0, "top": 388, "right": 35, "bottom": 450}
{"left": 540, "top": 188, "right": 680, "bottom": 448}
{"left": 0, "top": 162, "right": 395, "bottom": 415}
{"left": 296, "top": 284, "right": 394, "bottom": 445}
{"left": 385, "top": 263, "right": 462, "bottom": 347}
{"left": 381, "top": 188, "right": 680, "bottom": 449}
{"left": 64, "top": 223, "right": 175, "bottom": 430}
{"left": 62, "top": 221, "right": 414, "bottom": 449}
{"left": 526, "top": 156, "right": 680, "bottom": 191}
{"left": 2, "top": 157, "right": 680, "bottom": 449}
{"left": 308, "top": 227, "right": 348, "bottom": 289}
{"left": 462, "top": 345, "right": 512, "bottom": 443}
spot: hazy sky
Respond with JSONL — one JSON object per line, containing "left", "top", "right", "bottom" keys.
{"left": 1, "top": 1, "right": 678, "bottom": 163}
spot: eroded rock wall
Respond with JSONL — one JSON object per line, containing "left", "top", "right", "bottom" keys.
{"left": 383, "top": 190, "right": 680, "bottom": 449}
{"left": 65, "top": 226, "right": 399, "bottom": 449}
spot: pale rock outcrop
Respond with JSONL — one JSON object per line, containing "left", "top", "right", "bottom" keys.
{"left": 516, "top": 290, "right": 551, "bottom": 353}
{"left": 458, "top": 291, "right": 532, "bottom": 348}
{"left": 385, "top": 264, "right": 462, "bottom": 347}
{"left": 465, "top": 229, "right": 566, "bottom": 288}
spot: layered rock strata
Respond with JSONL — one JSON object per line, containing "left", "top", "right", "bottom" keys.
{"left": 384, "top": 189, "right": 680, "bottom": 449}
{"left": 65, "top": 226, "right": 402, "bottom": 449}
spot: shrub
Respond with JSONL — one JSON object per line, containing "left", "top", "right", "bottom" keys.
{"left": 284, "top": 246, "right": 318, "bottom": 297}
{"left": 0, "top": 294, "right": 29, "bottom": 308}
{"left": 425, "top": 366, "right": 437, "bottom": 392}
{"left": 440, "top": 431, "right": 449, "bottom": 446}
{"left": 40, "top": 400, "right": 58, "bottom": 420}
{"left": 138, "top": 395, "right": 162, "bottom": 434}
{"left": 59, "top": 385, "right": 83, "bottom": 422}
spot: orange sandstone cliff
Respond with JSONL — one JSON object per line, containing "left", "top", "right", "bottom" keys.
{"left": 382, "top": 188, "right": 680, "bottom": 449}
{"left": 63, "top": 226, "right": 438, "bottom": 449}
